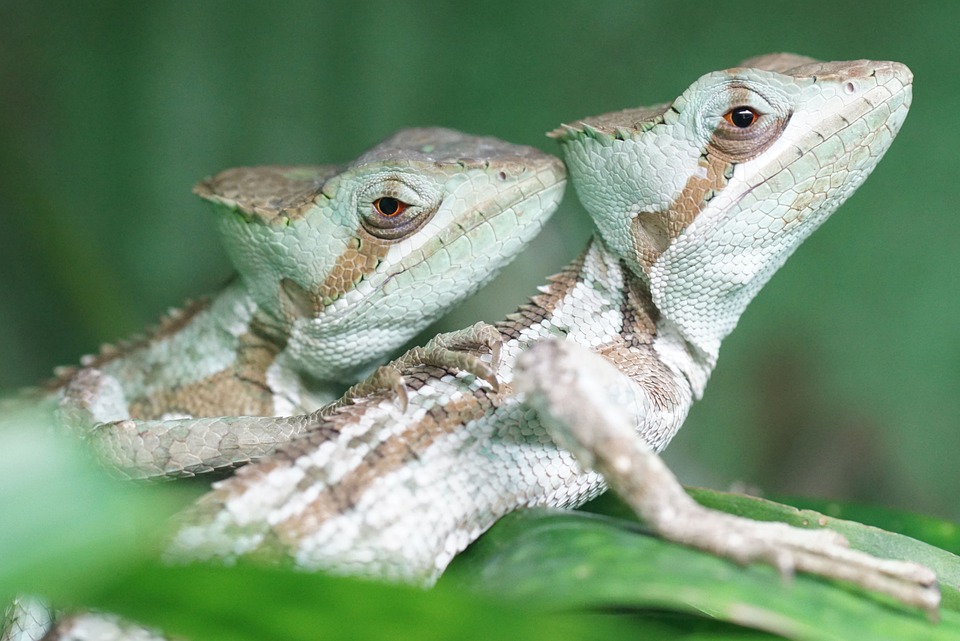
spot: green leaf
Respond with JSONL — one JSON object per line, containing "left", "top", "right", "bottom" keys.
{"left": 770, "top": 496, "right": 960, "bottom": 557}
{"left": 0, "top": 405, "right": 639, "bottom": 641}
{"left": 0, "top": 404, "right": 197, "bottom": 600}
{"left": 449, "top": 507, "right": 960, "bottom": 641}
{"left": 686, "top": 488, "right": 960, "bottom": 612}
{"left": 6, "top": 404, "right": 959, "bottom": 640}
{"left": 82, "top": 561, "right": 644, "bottom": 641}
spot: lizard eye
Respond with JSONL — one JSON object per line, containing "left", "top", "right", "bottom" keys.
{"left": 373, "top": 197, "right": 409, "bottom": 218}
{"left": 698, "top": 81, "right": 790, "bottom": 162}
{"left": 357, "top": 175, "right": 440, "bottom": 240}
{"left": 723, "top": 106, "right": 760, "bottom": 128}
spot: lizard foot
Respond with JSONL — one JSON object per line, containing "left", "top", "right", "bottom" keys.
{"left": 515, "top": 338, "right": 940, "bottom": 617}
{"left": 653, "top": 497, "right": 940, "bottom": 616}
{"left": 335, "top": 365, "right": 410, "bottom": 413}
{"left": 396, "top": 321, "right": 502, "bottom": 392}
{"left": 335, "top": 322, "right": 503, "bottom": 414}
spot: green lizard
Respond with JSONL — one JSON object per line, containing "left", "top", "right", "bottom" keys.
{"left": 34, "top": 128, "right": 564, "bottom": 472}
{"left": 167, "top": 54, "right": 933, "bottom": 611}
{"left": 4, "top": 54, "right": 933, "bottom": 640}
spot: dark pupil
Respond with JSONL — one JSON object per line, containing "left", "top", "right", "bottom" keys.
{"left": 378, "top": 197, "right": 400, "bottom": 215}
{"left": 730, "top": 108, "right": 756, "bottom": 128}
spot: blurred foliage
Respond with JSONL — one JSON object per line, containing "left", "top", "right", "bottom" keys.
{"left": 0, "top": 415, "right": 644, "bottom": 640}
{"left": 0, "top": 0, "right": 957, "bottom": 600}
{"left": 3, "top": 412, "right": 958, "bottom": 640}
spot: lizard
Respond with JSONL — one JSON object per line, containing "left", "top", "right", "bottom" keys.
{"left": 3, "top": 54, "right": 933, "bottom": 640}
{"left": 157, "top": 53, "right": 934, "bottom": 613}
{"left": 23, "top": 127, "right": 566, "bottom": 476}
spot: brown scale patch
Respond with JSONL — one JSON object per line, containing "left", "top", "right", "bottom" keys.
{"left": 279, "top": 233, "right": 393, "bottom": 319}
{"left": 618, "top": 266, "right": 660, "bottom": 347}
{"left": 497, "top": 245, "right": 590, "bottom": 340}
{"left": 634, "top": 154, "right": 731, "bottom": 271}
{"left": 739, "top": 53, "right": 819, "bottom": 74}
{"left": 44, "top": 298, "right": 212, "bottom": 392}
{"left": 127, "top": 329, "right": 282, "bottom": 419}
{"left": 274, "top": 379, "right": 495, "bottom": 542}
{"left": 548, "top": 103, "right": 670, "bottom": 141}
{"left": 599, "top": 341, "right": 686, "bottom": 415}
{"left": 189, "top": 452, "right": 293, "bottom": 518}
{"left": 597, "top": 266, "right": 680, "bottom": 414}
{"left": 316, "top": 234, "right": 391, "bottom": 306}
{"left": 193, "top": 165, "right": 341, "bottom": 224}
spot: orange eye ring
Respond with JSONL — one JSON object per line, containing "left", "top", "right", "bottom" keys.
{"left": 723, "top": 107, "right": 760, "bottom": 128}
{"left": 373, "top": 197, "right": 409, "bottom": 217}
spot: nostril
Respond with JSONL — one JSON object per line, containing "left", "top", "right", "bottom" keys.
{"left": 844, "top": 82, "right": 857, "bottom": 95}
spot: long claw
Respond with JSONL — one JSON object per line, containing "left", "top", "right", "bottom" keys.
{"left": 330, "top": 365, "right": 410, "bottom": 414}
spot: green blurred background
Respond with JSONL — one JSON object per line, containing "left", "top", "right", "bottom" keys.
{"left": 1, "top": 1, "right": 957, "bottom": 520}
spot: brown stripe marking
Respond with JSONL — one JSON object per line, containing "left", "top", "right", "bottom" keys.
{"left": 44, "top": 298, "right": 212, "bottom": 391}
{"left": 280, "top": 232, "right": 393, "bottom": 320}
{"left": 617, "top": 265, "right": 660, "bottom": 347}
{"left": 597, "top": 263, "right": 680, "bottom": 414}
{"left": 193, "top": 165, "right": 341, "bottom": 224}
{"left": 316, "top": 234, "right": 391, "bottom": 306}
{"left": 273, "top": 372, "right": 496, "bottom": 543}
{"left": 127, "top": 329, "right": 282, "bottom": 419}
{"left": 598, "top": 340, "right": 687, "bottom": 415}
{"left": 634, "top": 154, "right": 731, "bottom": 271}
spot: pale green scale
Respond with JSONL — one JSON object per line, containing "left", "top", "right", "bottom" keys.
{"left": 562, "top": 129, "right": 700, "bottom": 277}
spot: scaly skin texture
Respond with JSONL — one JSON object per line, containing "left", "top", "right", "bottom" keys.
{"left": 165, "top": 54, "right": 930, "bottom": 613}
{"left": 40, "top": 128, "right": 565, "bottom": 464}
{"left": 4, "top": 55, "right": 931, "bottom": 640}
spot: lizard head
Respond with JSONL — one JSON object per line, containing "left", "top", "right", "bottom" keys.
{"left": 553, "top": 54, "right": 912, "bottom": 359}
{"left": 194, "top": 128, "right": 565, "bottom": 379}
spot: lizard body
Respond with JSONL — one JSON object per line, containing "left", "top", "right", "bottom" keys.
{"left": 167, "top": 55, "right": 929, "bottom": 611}
{"left": 4, "top": 54, "right": 932, "bottom": 640}
{"left": 41, "top": 127, "right": 564, "bottom": 434}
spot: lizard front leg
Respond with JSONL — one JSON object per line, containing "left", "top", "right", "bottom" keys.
{"left": 330, "top": 321, "right": 502, "bottom": 414}
{"left": 85, "top": 413, "right": 319, "bottom": 480}
{"left": 514, "top": 338, "right": 941, "bottom": 615}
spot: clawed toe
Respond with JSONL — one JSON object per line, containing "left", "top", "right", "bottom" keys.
{"left": 676, "top": 508, "right": 941, "bottom": 616}
{"left": 398, "top": 322, "right": 504, "bottom": 392}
